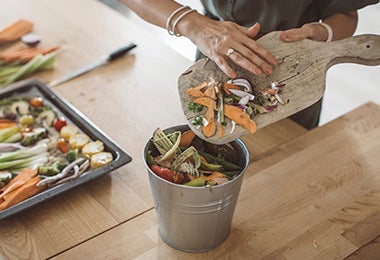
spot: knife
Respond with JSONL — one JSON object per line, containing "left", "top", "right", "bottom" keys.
{"left": 47, "top": 42, "right": 137, "bottom": 88}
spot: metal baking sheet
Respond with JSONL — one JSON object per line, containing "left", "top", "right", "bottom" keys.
{"left": 0, "top": 78, "right": 132, "bottom": 219}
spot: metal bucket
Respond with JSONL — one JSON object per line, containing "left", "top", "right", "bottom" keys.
{"left": 143, "top": 125, "right": 249, "bottom": 252}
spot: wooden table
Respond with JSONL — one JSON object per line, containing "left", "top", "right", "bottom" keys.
{"left": 1, "top": 1, "right": 380, "bottom": 259}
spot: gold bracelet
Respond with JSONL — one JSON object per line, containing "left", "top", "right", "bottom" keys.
{"left": 166, "top": 5, "right": 190, "bottom": 36}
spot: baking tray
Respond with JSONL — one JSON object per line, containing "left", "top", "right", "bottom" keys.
{"left": 0, "top": 78, "right": 132, "bottom": 219}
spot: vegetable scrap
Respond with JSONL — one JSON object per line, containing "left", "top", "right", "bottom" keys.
{"left": 186, "top": 78, "right": 288, "bottom": 138}
{"left": 0, "top": 51, "right": 57, "bottom": 88}
{"left": 0, "top": 19, "right": 34, "bottom": 44}
{"left": 146, "top": 127, "right": 243, "bottom": 187}
{"left": 0, "top": 95, "right": 114, "bottom": 211}
{"left": 0, "top": 19, "right": 59, "bottom": 88}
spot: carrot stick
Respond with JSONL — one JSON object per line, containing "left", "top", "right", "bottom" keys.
{"left": 0, "top": 46, "right": 59, "bottom": 63}
{"left": 0, "top": 176, "right": 43, "bottom": 211}
{"left": 0, "top": 168, "right": 38, "bottom": 200}
{"left": 0, "top": 19, "right": 34, "bottom": 43}
{"left": 0, "top": 119, "right": 16, "bottom": 123}
{"left": 0, "top": 122, "right": 17, "bottom": 129}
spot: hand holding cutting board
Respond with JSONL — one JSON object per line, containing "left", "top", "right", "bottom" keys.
{"left": 178, "top": 32, "right": 380, "bottom": 144}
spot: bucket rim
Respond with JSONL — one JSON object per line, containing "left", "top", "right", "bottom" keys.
{"left": 142, "top": 124, "right": 250, "bottom": 189}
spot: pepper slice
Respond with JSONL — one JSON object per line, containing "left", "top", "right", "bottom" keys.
{"left": 150, "top": 165, "right": 184, "bottom": 184}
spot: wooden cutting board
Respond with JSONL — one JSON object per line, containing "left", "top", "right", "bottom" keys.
{"left": 178, "top": 32, "right": 380, "bottom": 144}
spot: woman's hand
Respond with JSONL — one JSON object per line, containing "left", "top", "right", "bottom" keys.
{"left": 187, "top": 20, "right": 278, "bottom": 78}
{"left": 279, "top": 12, "right": 358, "bottom": 43}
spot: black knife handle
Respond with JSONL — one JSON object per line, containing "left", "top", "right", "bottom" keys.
{"left": 108, "top": 43, "right": 137, "bottom": 61}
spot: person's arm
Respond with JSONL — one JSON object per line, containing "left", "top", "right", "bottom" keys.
{"left": 280, "top": 11, "right": 358, "bottom": 42}
{"left": 119, "top": 0, "right": 278, "bottom": 78}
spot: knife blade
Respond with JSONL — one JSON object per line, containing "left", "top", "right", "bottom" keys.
{"left": 47, "top": 42, "right": 137, "bottom": 88}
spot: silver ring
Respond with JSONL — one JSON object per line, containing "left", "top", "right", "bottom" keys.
{"left": 227, "top": 48, "right": 234, "bottom": 56}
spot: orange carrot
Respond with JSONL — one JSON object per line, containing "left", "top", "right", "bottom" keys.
{"left": 0, "top": 122, "right": 17, "bottom": 129}
{"left": 223, "top": 83, "right": 242, "bottom": 95}
{"left": 0, "top": 168, "right": 38, "bottom": 200}
{"left": 187, "top": 82, "right": 217, "bottom": 100}
{"left": 179, "top": 130, "right": 196, "bottom": 148}
{"left": 224, "top": 104, "right": 257, "bottom": 135}
{"left": 202, "top": 172, "right": 227, "bottom": 182}
{"left": 0, "top": 176, "right": 43, "bottom": 211}
{"left": 193, "top": 97, "right": 217, "bottom": 137}
{"left": 0, "top": 19, "right": 33, "bottom": 43}
{"left": 0, "top": 45, "right": 59, "bottom": 63}
{"left": 0, "top": 119, "right": 16, "bottom": 123}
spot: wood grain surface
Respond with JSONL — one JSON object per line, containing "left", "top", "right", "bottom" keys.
{"left": 53, "top": 102, "right": 380, "bottom": 260}
{"left": 178, "top": 32, "right": 380, "bottom": 144}
{"left": 1, "top": 1, "right": 380, "bottom": 259}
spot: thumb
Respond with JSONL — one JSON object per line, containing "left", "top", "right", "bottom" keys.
{"left": 280, "top": 27, "right": 309, "bottom": 42}
{"left": 246, "top": 23, "right": 260, "bottom": 39}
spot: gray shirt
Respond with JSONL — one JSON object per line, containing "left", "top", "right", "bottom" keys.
{"left": 200, "top": 0, "right": 379, "bottom": 33}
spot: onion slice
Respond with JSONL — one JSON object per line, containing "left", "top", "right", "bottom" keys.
{"left": 231, "top": 78, "right": 253, "bottom": 93}
{"left": 229, "top": 89, "right": 255, "bottom": 100}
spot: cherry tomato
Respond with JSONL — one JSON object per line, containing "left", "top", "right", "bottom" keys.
{"left": 53, "top": 117, "right": 67, "bottom": 132}
{"left": 57, "top": 138, "right": 69, "bottom": 153}
{"left": 29, "top": 97, "right": 44, "bottom": 107}
{"left": 150, "top": 165, "right": 184, "bottom": 184}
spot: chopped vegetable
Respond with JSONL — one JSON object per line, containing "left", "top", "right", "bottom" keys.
{"left": 90, "top": 152, "right": 113, "bottom": 169}
{"left": 150, "top": 165, "right": 184, "bottom": 184}
{"left": 21, "top": 33, "right": 41, "bottom": 47}
{"left": 52, "top": 117, "right": 67, "bottom": 131}
{"left": 57, "top": 138, "right": 69, "bottom": 153}
{"left": 0, "top": 126, "right": 20, "bottom": 142}
{"left": 0, "top": 142, "right": 48, "bottom": 170}
{"left": 19, "top": 114, "right": 35, "bottom": 126}
{"left": 69, "top": 133, "right": 90, "bottom": 150}
{"left": 0, "top": 52, "right": 57, "bottom": 88}
{"left": 179, "top": 130, "right": 196, "bottom": 148}
{"left": 38, "top": 161, "right": 67, "bottom": 176}
{"left": 147, "top": 128, "right": 243, "bottom": 186}
{"left": 20, "top": 128, "right": 47, "bottom": 146}
{"left": 37, "top": 110, "right": 56, "bottom": 127}
{"left": 65, "top": 149, "right": 80, "bottom": 163}
{"left": 60, "top": 125, "right": 79, "bottom": 140}
{"left": 0, "top": 19, "right": 33, "bottom": 44}
{"left": 29, "top": 97, "right": 44, "bottom": 107}
{"left": 10, "top": 100, "right": 29, "bottom": 115}
{"left": 82, "top": 140, "right": 104, "bottom": 158}
{"left": 0, "top": 46, "right": 59, "bottom": 63}
{"left": 187, "top": 78, "right": 287, "bottom": 138}
{"left": 0, "top": 171, "right": 12, "bottom": 188}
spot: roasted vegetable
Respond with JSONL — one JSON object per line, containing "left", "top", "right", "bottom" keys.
{"left": 65, "top": 149, "right": 80, "bottom": 163}
{"left": 20, "top": 127, "right": 47, "bottom": 146}
{"left": 90, "top": 152, "right": 113, "bottom": 169}
{"left": 69, "top": 133, "right": 90, "bottom": 150}
{"left": 150, "top": 165, "right": 184, "bottom": 184}
{"left": 60, "top": 125, "right": 78, "bottom": 140}
{"left": 82, "top": 140, "right": 104, "bottom": 158}
{"left": 0, "top": 19, "right": 33, "bottom": 44}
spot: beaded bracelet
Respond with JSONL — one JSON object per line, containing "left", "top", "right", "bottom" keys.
{"left": 166, "top": 5, "right": 190, "bottom": 36}
{"left": 312, "top": 22, "right": 333, "bottom": 42}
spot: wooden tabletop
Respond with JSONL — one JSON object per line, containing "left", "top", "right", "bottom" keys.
{"left": 1, "top": 1, "right": 380, "bottom": 259}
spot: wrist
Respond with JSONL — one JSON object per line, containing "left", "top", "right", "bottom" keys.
{"left": 310, "top": 22, "right": 333, "bottom": 42}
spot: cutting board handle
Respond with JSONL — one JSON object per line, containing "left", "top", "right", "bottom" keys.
{"left": 323, "top": 34, "right": 380, "bottom": 69}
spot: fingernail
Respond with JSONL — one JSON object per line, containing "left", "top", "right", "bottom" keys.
{"left": 254, "top": 68, "right": 262, "bottom": 75}
{"left": 264, "top": 67, "right": 272, "bottom": 75}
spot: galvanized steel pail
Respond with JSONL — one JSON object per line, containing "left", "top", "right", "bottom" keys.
{"left": 143, "top": 125, "right": 249, "bottom": 252}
